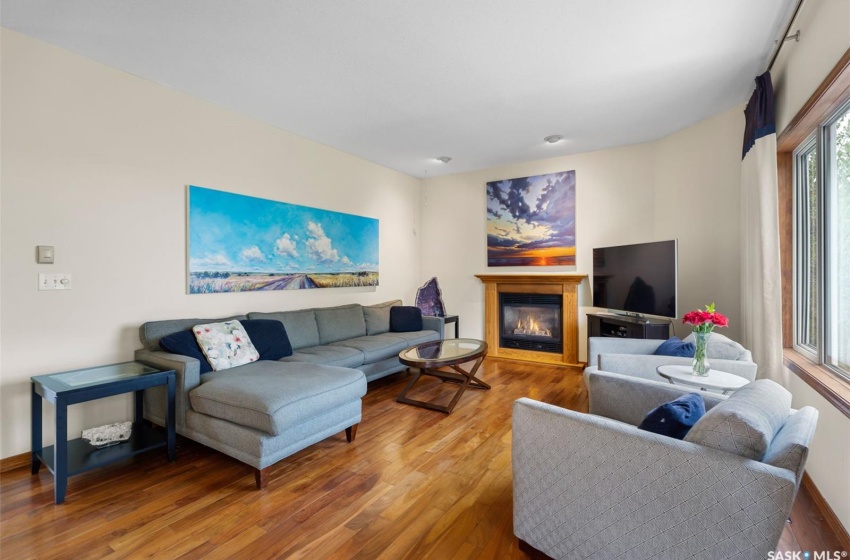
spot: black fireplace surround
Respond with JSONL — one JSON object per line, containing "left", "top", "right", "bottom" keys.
{"left": 499, "top": 293, "right": 563, "bottom": 354}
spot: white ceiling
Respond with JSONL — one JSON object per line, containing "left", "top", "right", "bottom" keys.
{"left": 1, "top": 1, "right": 795, "bottom": 178}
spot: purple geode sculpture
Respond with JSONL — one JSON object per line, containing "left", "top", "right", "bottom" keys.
{"left": 415, "top": 277, "right": 446, "bottom": 317}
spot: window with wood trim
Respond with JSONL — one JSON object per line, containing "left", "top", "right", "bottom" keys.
{"left": 778, "top": 48, "right": 850, "bottom": 416}
{"left": 792, "top": 100, "right": 850, "bottom": 380}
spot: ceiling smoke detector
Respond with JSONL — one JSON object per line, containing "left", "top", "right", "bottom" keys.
{"left": 436, "top": 156, "right": 452, "bottom": 163}
{"left": 544, "top": 135, "right": 563, "bottom": 144}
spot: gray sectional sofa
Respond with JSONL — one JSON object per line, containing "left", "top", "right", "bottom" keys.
{"left": 135, "top": 300, "right": 443, "bottom": 488}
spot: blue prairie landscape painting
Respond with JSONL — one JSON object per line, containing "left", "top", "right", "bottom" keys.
{"left": 188, "top": 186, "right": 379, "bottom": 293}
{"left": 486, "top": 171, "right": 576, "bottom": 266}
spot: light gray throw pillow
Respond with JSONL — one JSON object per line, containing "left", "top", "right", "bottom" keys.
{"left": 684, "top": 379, "right": 792, "bottom": 460}
{"left": 363, "top": 300, "right": 402, "bottom": 335}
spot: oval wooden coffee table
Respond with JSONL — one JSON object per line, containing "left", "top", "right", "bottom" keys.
{"left": 397, "top": 338, "right": 489, "bottom": 414}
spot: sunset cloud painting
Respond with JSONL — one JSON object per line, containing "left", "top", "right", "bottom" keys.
{"left": 188, "top": 186, "right": 379, "bottom": 293}
{"left": 486, "top": 171, "right": 576, "bottom": 266}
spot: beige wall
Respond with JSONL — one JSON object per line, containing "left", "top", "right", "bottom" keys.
{"left": 421, "top": 105, "right": 745, "bottom": 361}
{"left": 773, "top": 0, "right": 850, "bottom": 133}
{"left": 652, "top": 106, "right": 745, "bottom": 343}
{"left": 789, "top": 376, "right": 850, "bottom": 531}
{"left": 420, "top": 143, "right": 654, "bottom": 359}
{"left": 771, "top": 0, "right": 850, "bottom": 532}
{"left": 0, "top": 30, "right": 423, "bottom": 458}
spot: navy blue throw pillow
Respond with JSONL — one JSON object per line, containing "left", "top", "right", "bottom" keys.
{"left": 159, "top": 330, "right": 213, "bottom": 374}
{"left": 638, "top": 393, "right": 706, "bottom": 439}
{"left": 241, "top": 319, "right": 293, "bottom": 360}
{"left": 390, "top": 306, "right": 423, "bottom": 332}
{"left": 653, "top": 336, "right": 696, "bottom": 357}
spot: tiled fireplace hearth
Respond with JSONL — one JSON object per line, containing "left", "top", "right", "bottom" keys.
{"left": 475, "top": 274, "right": 586, "bottom": 367}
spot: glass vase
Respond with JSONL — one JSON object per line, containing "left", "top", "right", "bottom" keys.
{"left": 692, "top": 331, "right": 711, "bottom": 376}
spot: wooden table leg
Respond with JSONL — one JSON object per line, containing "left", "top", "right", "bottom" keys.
{"left": 396, "top": 357, "right": 488, "bottom": 414}
{"left": 445, "top": 358, "right": 490, "bottom": 389}
{"left": 397, "top": 368, "right": 424, "bottom": 403}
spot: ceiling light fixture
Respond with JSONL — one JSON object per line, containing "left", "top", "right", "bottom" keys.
{"left": 436, "top": 156, "right": 452, "bottom": 163}
{"left": 544, "top": 135, "right": 563, "bottom": 144}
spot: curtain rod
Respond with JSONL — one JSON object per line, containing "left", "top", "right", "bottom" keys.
{"left": 766, "top": 0, "right": 805, "bottom": 73}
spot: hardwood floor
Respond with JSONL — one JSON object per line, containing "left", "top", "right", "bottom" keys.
{"left": 0, "top": 359, "right": 843, "bottom": 559}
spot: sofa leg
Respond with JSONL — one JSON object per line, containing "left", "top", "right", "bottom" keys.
{"left": 254, "top": 467, "right": 269, "bottom": 490}
{"left": 345, "top": 423, "right": 359, "bottom": 443}
{"left": 518, "top": 538, "right": 551, "bottom": 559}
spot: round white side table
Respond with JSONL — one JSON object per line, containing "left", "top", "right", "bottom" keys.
{"left": 656, "top": 364, "right": 749, "bottom": 395}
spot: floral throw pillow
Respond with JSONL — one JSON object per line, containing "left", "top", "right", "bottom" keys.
{"left": 193, "top": 320, "right": 259, "bottom": 371}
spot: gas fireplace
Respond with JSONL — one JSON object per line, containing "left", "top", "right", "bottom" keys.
{"left": 477, "top": 274, "right": 585, "bottom": 366}
{"left": 499, "top": 293, "right": 563, "bottom": 354}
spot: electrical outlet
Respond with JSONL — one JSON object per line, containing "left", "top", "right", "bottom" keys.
{"left": 38, "top": 273, "right": 72, "bottom": 290}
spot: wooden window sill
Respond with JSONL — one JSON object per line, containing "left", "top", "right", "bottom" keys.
{"left": 784, "top": 349, "right": 850, "bottom": 419}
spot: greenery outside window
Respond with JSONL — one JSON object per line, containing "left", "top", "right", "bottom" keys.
{"left": 795, "top": 139, "right": 818, "bottom": 355}
{"left": 793, "top": 101, "right": 850, "bottom": 381}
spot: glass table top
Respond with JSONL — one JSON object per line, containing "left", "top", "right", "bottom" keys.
{"left": 32, "top": 361, "right": 163, "bottom": 392}
{"left": 399, "top": 338, "right": 487, "bottom": 364}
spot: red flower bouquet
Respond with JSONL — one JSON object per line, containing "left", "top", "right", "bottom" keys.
{"left": 682, "top": 303, "right": 728, "bottom": 376}
{"left": 682, "top": 303, "right": 729, "bottom": 333}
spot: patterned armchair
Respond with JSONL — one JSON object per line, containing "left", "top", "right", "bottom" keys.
{"left": 512, "top": 369, "right": 818, "bottom": 560}
{"left": 586, "top": 334, "right": 758, "bottom": 383}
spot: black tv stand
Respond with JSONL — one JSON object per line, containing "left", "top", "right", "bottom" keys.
{"left": 612, "top": 311, "right": 646, "bottom": 319}
{"left": 587, "top": 312, "right": 670, "bottom": 341}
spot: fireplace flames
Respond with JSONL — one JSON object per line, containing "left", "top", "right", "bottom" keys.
{"left": 514, "top": 316, "right": 552, "bottom": 337}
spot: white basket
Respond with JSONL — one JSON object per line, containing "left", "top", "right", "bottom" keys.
{"left": 81, "top": 421, "right": 132, "bottom": 447}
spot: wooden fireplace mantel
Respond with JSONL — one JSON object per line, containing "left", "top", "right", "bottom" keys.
{"left": 475, "top": 274, "right": 586, "bottom": 367}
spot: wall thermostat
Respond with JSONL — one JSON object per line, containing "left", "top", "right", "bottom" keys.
{"left": 37, "top": 245, "right": 54, "bottom": 264}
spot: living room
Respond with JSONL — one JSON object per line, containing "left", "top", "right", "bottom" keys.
{"left": 2, "top": 1, "right": 849, "bottom": 558}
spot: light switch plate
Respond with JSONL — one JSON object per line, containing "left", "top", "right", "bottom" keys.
{"left": 39, "top": 273, "right": 72, "bottom": 290}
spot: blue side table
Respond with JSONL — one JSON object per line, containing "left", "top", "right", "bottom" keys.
{"left": 426, "top": 315, "right": 458, "bottom": 338}
{"left": 31, "top": 361, "right": 176, "bottom": 504}
{"left": 443, "top": 315, "right": 459, "bottom": 338}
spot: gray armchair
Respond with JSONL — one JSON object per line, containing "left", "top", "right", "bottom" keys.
{"left": 512, "top": 369, "right": 818, "bottom": 560}
{"left": 586, "top": 334, "right": 757, "bottom": 383}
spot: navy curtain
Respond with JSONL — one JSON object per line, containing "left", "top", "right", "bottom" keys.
{"left": 742, "top": 72, "right": 776, "bottom": 159}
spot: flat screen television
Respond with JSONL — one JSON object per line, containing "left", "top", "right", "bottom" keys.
{"left": 592, "top": 240, "right": 678, "bottom": 318}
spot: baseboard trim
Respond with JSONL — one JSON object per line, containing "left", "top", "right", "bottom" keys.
{"left": 0, "top": 452, "right": 30, "bottom": 474}
{"left": 802, "top": 472, "right": 850, "bottom": 552}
